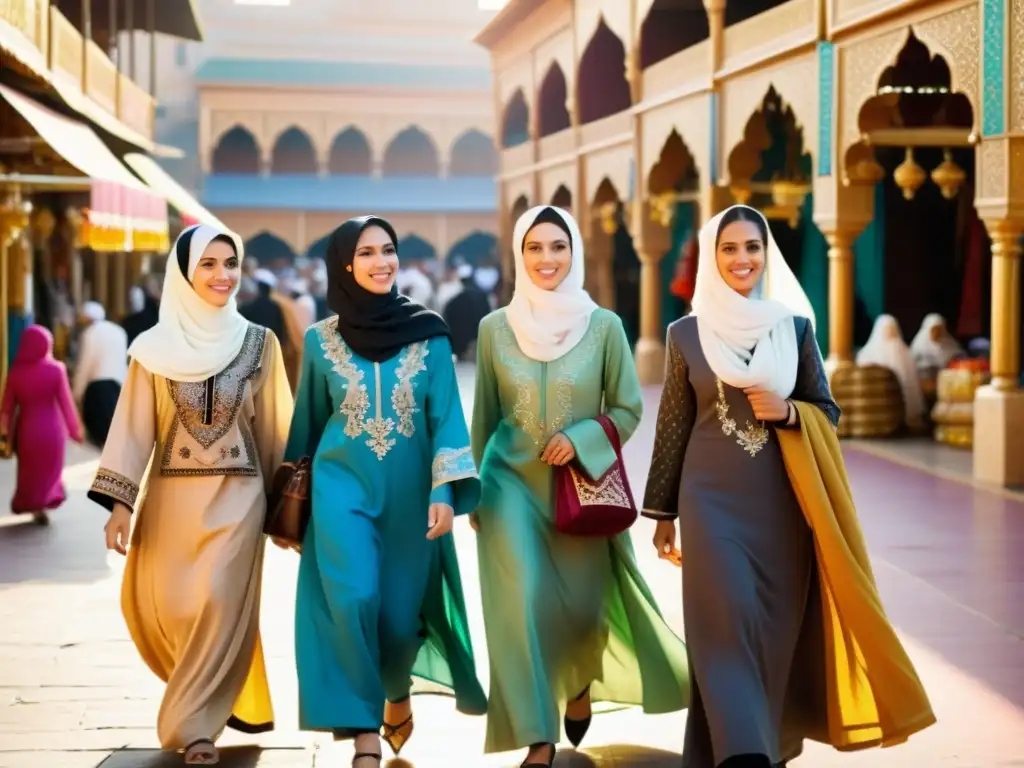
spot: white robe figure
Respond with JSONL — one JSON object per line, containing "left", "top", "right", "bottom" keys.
{"left": 856, "top": 314, "right": 927, "bottom": 428}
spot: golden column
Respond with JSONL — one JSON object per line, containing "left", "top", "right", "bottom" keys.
{"left": 983, "top": 219, "right": 1022, "bottom": 392}
{"left": 825, "top": 230, "right": 856, "bottom": 370}
{"left": 0, "top": 188, "right": 32, "bottom": 401}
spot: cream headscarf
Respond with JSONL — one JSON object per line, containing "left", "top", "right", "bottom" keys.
{"left": 128, "top": 224, "right": 249, "bottom": 382}
{"left": 910, "top": 313, "right": 964, "bottom": 370}
{"left": 857, "top": 314, "right": 926, "bottom": 422}
{"left": 507, "top": 205, "right": 599, "bottom": 362}
{"left": 690, "top": 204, "right": 815, "bottom": 398}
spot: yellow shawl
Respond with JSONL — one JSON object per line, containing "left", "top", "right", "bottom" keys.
{"left": 776, "top": 401, "right": 936, "bottom": 750}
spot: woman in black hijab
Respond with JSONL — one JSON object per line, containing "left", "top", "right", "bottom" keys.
{"left": 282, "top": 215, "right": 486, "bottom": 767}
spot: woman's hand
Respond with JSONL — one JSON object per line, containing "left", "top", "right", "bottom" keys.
{"left": 540, "top": 433, "right": 576, "bottom": 466}
{"left": 653, "top": 520, "right": 681, "bottom": 564}
{"left": 104, "top": 503, "right": 132, "bottom": 556}
{"left": 743, "top": 387, "right": 790, "bottom": 422}
{"left": 270, "top": 536, "right": 300, "bottom": 552}
{"left": 427, "top": 502, "right": 455, "bottom": 540}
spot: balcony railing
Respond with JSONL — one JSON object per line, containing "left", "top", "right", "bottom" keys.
{"left": 84, "top": 39, "right": 117, "bottom": 114}
{"left": 47, "top": 4, "right": 82, "bottom": 85}
{"left": 117, "top": 74, "right": 154, "bottom": 139}
{"left": 0, "top": 0, "right": 48, "bottom": 51}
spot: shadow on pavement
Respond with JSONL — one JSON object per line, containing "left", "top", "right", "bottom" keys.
{"left": 96, "top": 746, "right": 311, "bottom": 767}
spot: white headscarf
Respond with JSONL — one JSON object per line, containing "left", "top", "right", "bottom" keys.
{"left": 910, "top": 313, "right": 964, "bottom": 370}
{"left": 128, "top": 285, "right": 145, "bottom": 314}
{"left": 690, "top": 205, "right": 813, "bottom": 398}
{"left": 507, "top": 205, "right": 599, "bottom": 362}
{"left": 856, "top": 314, "right": 926, "bottom": 422}
{"left": 82, "top": 301, "right": 105, "bottom": 323}
{"left": 128, "top": 224, "right": 250, "bottom": 382}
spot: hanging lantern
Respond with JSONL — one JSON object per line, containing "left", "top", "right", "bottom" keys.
{"left": 847, "top": 156, "right": 885, "bottom": 186}
{"left": 650, "top": 193, "right": 675, "bottom": 227}
{"left": 930, "top": 149, "right": 965, "bottom": 199}
{"left": 730, "top": 182, "right": 752, "bottom": 205}
{"left": 893, "top": 147, "right": 926, "bottom": 200}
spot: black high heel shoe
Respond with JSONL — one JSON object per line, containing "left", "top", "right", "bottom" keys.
{"left": 520, "top": 742, "right": 555, "bottom": 767}
{"left": 564, "top": 684, "right": 592, "bottom": 747}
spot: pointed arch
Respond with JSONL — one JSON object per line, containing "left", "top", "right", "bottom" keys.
{"left": 397, "top": 234, "right": 437, "bottom": 263}
{"left": 245, "top": 231, "right": 296, "bottom": 266}
{"left": 449, "top": 129, "right": 498, "bottom": 177}
{"left": 550, "top": 184, "right": 572, "bottom": 210}
{"left": 447, "top": 230, "right": 498, "bottom": 267}
{"left": 382, "top": 126, "right": 440, "bottom": 176}
{"left": 639, "top": 0, "right": 709, "bottom": 70}
{"left": 270, "top": 127, "right": 317, "bottom": 175}
{"left": 577, "top": 19, "right": 631, "bottom": 125}
{"left": 537, "top": 62, "right": 571, "bottom": 137}
{"left": 328, "top": 127, "right": 373, "bottom": 175}
{"left": 501, "top": 89, "right": 530, "bottom": 148}
{"left": 211, "top": 125, "right": 260, "bottom": 174}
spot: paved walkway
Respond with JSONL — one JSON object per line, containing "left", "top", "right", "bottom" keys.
{"left": 0, "top": 383, "right": 1022, "bottom": 767}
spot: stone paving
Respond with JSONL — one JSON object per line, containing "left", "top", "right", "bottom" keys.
{"left": 0, "top": 381, "right": 1022, "bottom": 767}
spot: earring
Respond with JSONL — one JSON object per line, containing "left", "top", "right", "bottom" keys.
{"left": 345, "top": 265, "right": 352, "bottom": 272}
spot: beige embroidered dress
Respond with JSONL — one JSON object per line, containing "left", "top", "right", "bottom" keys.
{"left": 472, "top": 307, "right": 689, "bottom": 753}
{"left": 87, "top": 324, "right": 293, "bottom": 749}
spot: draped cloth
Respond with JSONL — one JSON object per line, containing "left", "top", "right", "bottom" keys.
{"left": 776, "top": 402, "right": 936, "bottom": 750}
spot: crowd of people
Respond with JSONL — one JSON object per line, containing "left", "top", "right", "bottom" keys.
{"left": 0, "top": 206, "right": 939, "bottom": 768}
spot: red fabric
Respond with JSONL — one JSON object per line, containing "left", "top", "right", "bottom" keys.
{"left": 957, "top": 215, "right": 985, "bottom": 338}
{"left": 670, "top": 238, "right": 698, "bottom": 302}
{"left": 0, "top": 326, "right": 82, "bottom": 513}
{"left": 554, "top": 415, "right": 638, "bottom": 537}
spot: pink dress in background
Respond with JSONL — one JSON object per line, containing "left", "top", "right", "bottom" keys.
{"left": 0, "top": 325, "right": 83, "bottom": 513}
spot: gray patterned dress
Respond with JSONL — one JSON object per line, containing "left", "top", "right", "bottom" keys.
{"left": 642, "top": 315, "right": 840, "bottom": 768}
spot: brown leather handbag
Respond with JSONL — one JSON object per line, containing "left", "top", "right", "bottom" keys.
{"left": 265, "top": 457, "right": 312, "bottom": 549}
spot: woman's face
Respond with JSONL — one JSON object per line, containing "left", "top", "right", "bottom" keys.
{"left": 715, "top": 219, "right": 766, "bottom": 297}
{"left": 352, "top": 225, "right": 398, "bottom": 295}
{"left": 929, "top": 323, "right": 944, "bottom": 342}
{"left": 522, "top": 222, "right": 572, "bottom": 291}
{"left": 191, "top": 239, "right": 240, "bottom": 308}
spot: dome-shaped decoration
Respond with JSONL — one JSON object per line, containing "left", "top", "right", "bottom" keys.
{"left": 847, "top": 156, "right": 886, "bottom": 186}
{"left": 930, "top": 149, "right": 965, "bottom": 199}
{"left": 894, "top": 147, "right": 926, "bottom": 200}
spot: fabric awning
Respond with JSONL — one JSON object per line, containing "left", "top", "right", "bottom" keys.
{"left": 0, "top": 83, "right": 168, "bottom": 253}
{"left": 123, "top": 153, "right": 228, "bottom": 230}
{"left": 0, "top": 17, "right": 51, "bottom": 83}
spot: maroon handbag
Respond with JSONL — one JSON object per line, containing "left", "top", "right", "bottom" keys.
{"left": 554, "top": 415, "right": 638, "bottom": 537}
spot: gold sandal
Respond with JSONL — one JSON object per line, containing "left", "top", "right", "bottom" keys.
{"left": 380, "top": 713, "right": 413, "bottom": 755}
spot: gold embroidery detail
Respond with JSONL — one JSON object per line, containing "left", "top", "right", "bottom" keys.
{"left": 569, "top": 465, "right": 631, "bottom": 507}
{"left": 715, "top": 378, "right": 768, "bottom": 457}
{"left": 316, "top": 320, "right": 430, "bottom": 460}
{"left": 91, "top": 468, "right": 139, "bottom": 508}
{"left": 431, "top": 446, "right": 477, "bottom": 489}
{"left": 392, "top": 342, "right": 429, "bottom": 437}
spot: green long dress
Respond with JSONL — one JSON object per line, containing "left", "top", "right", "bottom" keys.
{"left": 472, "top": 307, "right": 690, "bottom": 753}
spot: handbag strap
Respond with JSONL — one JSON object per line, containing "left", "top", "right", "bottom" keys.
{"left": 595, "top": 414, "right": 622, "bottom": 453}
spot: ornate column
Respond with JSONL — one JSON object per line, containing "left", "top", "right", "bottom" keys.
{"left": 0, "top": 188, "right": 32, "bottom": 397}
{"left": 824, "top": 229, "right": 856, "bottom": 371}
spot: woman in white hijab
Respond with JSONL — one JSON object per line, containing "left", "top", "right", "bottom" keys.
{"left": 643, "top": 205, "right": 843, "bottom": 768}
{"left": 470, "top": 206, "right": 688, "bottom": 767}
{"left": 910, "top": 313, "right": 964, "bottom": 373}
{"left": 86, "top": 224, "right": 294, "bottom": 765}
{"left": 857, "top": 314, "right": 927, "bottom": 427}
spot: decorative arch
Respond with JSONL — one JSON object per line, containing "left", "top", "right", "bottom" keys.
{"left": 447, "top": 230, "right": 498, "bottom": 267}
{"left": 382, "top": 126, "right": 440, "bottom": 176}
{"left": 537, "top": 62, "right": 571, "bottom": 137}
{"left": 577, "top": 18, "right": 631, "bottom": 125}
{"left": 639, "top": 0, "right": 709, "bottom": 70}
{"left": 502, "top": 89, "right": 530, "bottom": 148}
{"left": 270, "top": 127, "right": 317, "bottom": 175}
{"left": 449, "top": 130, "right": 498, "bottom": 176}
{"left": 398, "top": 233, "right": 437, "bottom": 263}
{"left": 211, "top": 126, "right": 260, "bottom": 174}
{"left": 510, "top": 193, "right": 530, "bottom": 222}
{"left": 648, "top": 129, "right": 700, "bottom": 195}
{"left": 245, "top": 231, "right": 296, "bottom": 266}
{"left": 551, "top": 184, "right": 572, "bottom": 210}
{"left": 328, "top": 127, "right": 373, "bottom": 175}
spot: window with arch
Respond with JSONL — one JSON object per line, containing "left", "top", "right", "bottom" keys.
{"left": 639, "top": 0, "right": 709, "bottom": 70}
{"left": 501, "top": 89, "right": 530, "bottom": 148}
{"left": 550, "top": 185, "right": 572, "bottom": 210}
{"left": 449, "top": 130, "right": 498, "bottom": 176}
{"left": 577, "top": 20, "right": 631, "bottom": 125}
{"left": 537, "top": 62, "right": 571, "bottom": 137}
{"left": 328, "top": 127, "right": 373, "bottom": 175}
{"left": 397, "top": 234, "right": 437, "bottom": 263}
{"left": 382, "top": 126, "right": 440, "bottom": 176}
{"left": 211, "top": 126, "right": 261, "bottom": 174}
{"left": 245, "top": 232, "right": 296, "bottom": 267}
{"left": 270, "top": 127, "right": 317, "bottom": 174}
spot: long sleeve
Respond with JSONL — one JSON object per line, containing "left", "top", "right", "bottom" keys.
{"left": 783, "top": 317, "right": 841, "bottom": 430}
{"left": 253, "top": 330, "right": 295, "bottom": 493}
{"left": 283, "top": 326, "right": 332, "bottom": 462}
{"left": 641, "top": 325, "right": 696, "bottom": 521}
{"left": 470, "top": 317, "right": 501, "bottom": 470}
{"left": 563, "top": 313, "right": 643, "bottom": 480}
{"left": 56, "top": 362, "right": 83, "bottom": 443}
{"left": 425, "top": 335, "right": 481, "bottom": 516}
{"left": 87, "top": 359, "right": 156, "bottom": 512}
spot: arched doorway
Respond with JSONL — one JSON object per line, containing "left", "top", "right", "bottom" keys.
{"left": 383, "top": 127, "right": 440, "bottom": 176}
{"left": 551, "top": 184, "right": 572, "bottom": 211}
{"left": 577, "top": 19, "right": 631, "bottom": 124}
{"left": 449, "top": 130, "right": 499, "bottom": 176}
{"left": 211, "top": 126, "right": 260, "bottom": 174}
{"left": 537, "top": 62, "right": 571, "bottom": 137}
{"left": 245, "top": 232, "right": 296, "bottom": 269}
{"left": 328, "top": 127, "right": 372, "bottom": 175}
{"left": 270, "top": 127, "right": 318, "bottom": 175}
{"left": 639, "top": 0, "right": 709, "bottom": 70}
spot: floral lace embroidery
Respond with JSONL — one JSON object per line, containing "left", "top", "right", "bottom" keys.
{"left": 431, "top": 446, "right": 477, "bottom": 489}
{"left": 569, "top": 465, "right": 631, "bottom": 507}
{"left": 715, "top": 378, "right": 768, "bottom": 457}
{"left": 316, "top": 319, "right": 428, "bottom": 460}
{"left": 91, "top": 468, "right": 139, "bottom": 508}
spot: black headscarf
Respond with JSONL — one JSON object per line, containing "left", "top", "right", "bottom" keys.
{"left": 326, "top": 215, "right": 450, "bottom": 362}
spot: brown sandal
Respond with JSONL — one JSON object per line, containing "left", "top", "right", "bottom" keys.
{"left": 183, "top": 739, "right": 219, "bottom": 765}
{"left": 381, "top": 713, "right": 413, "bottom": 755}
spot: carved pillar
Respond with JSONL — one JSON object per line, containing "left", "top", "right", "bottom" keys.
{"left": 0, "top": 189, "right": 32, "bottom": 399}
{"left": 636, "top": 249, "right": 666, "bottom": 383}
{"left": 703, "top": 0, "right": 726, "bottom": 73}
{"left": 824, "top": 229, "right": 856, "bottom": 371}
{"left": 983, "top": 219, "right": 1022, "bottom": 392}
